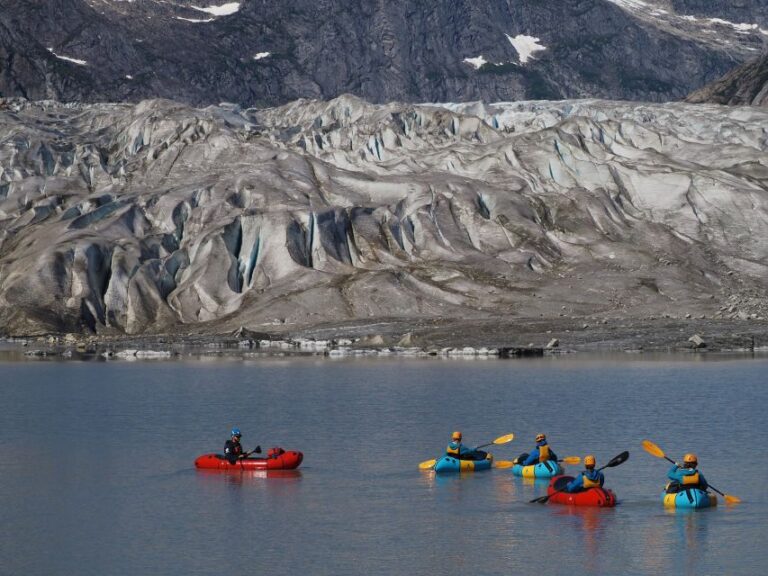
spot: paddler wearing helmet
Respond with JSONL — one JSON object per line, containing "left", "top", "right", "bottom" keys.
{"left": 565, "top": 455, "right": 605, "bottom": 493}
{"left": 519, "top": 433, "right": 559, "bottom": 466}
{"left": 446, "top": 431, "right": 486, "bottom": 461}
{"left": 224, "top": 427, "right": 261, "bottom": 464}
{"left": 666, "top": 453, "right": 709, "bottom": 493}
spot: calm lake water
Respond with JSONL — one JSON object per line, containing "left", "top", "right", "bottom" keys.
{"left": 0, "top": 352, "right": 766, "bottom": 576}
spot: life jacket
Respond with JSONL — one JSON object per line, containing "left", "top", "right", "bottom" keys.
{"left": 538, "top": 444, "right": 551, "bottom": 462}
{"left": 681, "top": 470, "right": 700, "bottom": 485}
{"left": 225, "top": 440, "right": 243, "bottom": 455}
{"left": 446, "top": 442, "right": 461, "bottom": 457}
{"left": 582, "top": 471, "right": 601, "bottom": 489}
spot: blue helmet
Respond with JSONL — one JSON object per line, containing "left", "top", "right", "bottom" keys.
{"left": 231, "top": 427, "right": 241, "bottom": 437}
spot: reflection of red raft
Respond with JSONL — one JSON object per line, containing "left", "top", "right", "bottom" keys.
{"left": 546, "top": 475, "right": 617, "bottom": 507}
{"left": 195, "top": 448, "right": 303, "bottom": 471}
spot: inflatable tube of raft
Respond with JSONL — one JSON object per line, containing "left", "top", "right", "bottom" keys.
{"left": 662, "top": 488, "right": 717, "bottom": 509}
{"left": 434, "top": 452, "right": 494, "bottom": 474}
{"left": 512, "top": 458, "right": 563, "bottom": 478}
{"left": 195, "top": 449, "right": 303, "bottom": 471}
{"left": 546, "top": 475, "right": 617, "bottom": 507}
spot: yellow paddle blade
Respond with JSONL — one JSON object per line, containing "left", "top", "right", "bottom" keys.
{"left": 494, "top": 460, "right": 515, "bottom": 469}
{"left": 493, "top": 433, "right": 515, "bottom": 445}
{"left": 724, "top": 494, "right": 742, "bottom": 505}
{"left": 419, "top": 459, "right": 437, "bottom": 470}
{"left": 642, "top": 439, "right": 666, "bottom": 459}
{"left": 561, "top": 456, "right": 581, "bottom": 465}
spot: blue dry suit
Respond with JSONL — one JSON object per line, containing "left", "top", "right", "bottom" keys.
{"left": 667, "top": 465, "right": 708, "bottom": 491}
{"left": 522, "top": 441, "right": 558, "bottom": 466}
{"left": 566, "top": 469, "right": 605, "bottom": 493}
{"left": 446, "top": 441, "right": 481, "bottom": 460}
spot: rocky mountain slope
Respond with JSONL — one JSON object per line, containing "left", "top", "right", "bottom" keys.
{"left": 1, "top": 0, "right": 766, "bottom": 107}
{"left": 687, "top": 53, "right": 768, "bottom": 106}
{"left": 1, "top": 95, "right": 767, "bottom": 337}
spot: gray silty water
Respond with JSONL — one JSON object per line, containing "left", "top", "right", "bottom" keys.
{"left": 0, "top": 355, "right": 766, "bottom": 575}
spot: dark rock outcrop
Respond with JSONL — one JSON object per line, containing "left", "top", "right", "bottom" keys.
{"left": 0, "top": 0, "right": 765, "bottom": 107}
{"left": 686, "top": 54, "right": 768, "bottom": 107}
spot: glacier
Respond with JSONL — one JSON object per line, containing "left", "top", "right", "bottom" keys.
{"left": 0, "top": 95, "right": 767, "bottom": 340}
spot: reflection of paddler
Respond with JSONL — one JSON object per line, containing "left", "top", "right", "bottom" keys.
{"left": 492, "top": 473, "right": 518, "bottom": 504}
{"left": 555, "top": 506, "right": 606, "bottom": 566}
{"left": 522, "top": 476, "right": 550, "bottom": 487}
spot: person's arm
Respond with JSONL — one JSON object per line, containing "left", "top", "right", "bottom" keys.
{"left": 224, "top": 441, "right": 238, "bottom": 464}
{"left": 522, "top": 448, "right": 539, "bottom": 466}
{"left": 598, "top": 472, "right": 605, "bottom": 487}
{"left": 566, "top": 475, "right": 583, "bottom": 493}
{"left": 699, "top": 472, "right": 708, "bottom": 490}
{"left": 667, "top": 464, "right": 683, "bottom": 482}
{"left": 550, "top": 450, "right": 558, "bottom": 461}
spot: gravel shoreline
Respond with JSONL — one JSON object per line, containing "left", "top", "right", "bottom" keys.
{"left": 4, "top": 317, "right": 768, "bottom": 361}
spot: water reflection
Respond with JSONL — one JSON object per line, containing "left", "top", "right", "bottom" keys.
{"left": 639, "top": 506, "right": 713, "bottom": 576}
{"left": 418, "top": 470, "right": 525, "bottom": 504}
{"left": 514, "top": 476, "right": 551, "bottom": 502}
{"left": 1, "top": 354, "right": 765, "bottom": 576}
{"left": 195, "top": 469, "right": 303, "bottom": 487}
{"left": 552, "top": 506, "right": 614, "bottom": 572}
{"left": 491, "top": 472, "right": 518, "bottom": 505}
{"left": 670, "top": 507, "right": 711, "bottom": 576}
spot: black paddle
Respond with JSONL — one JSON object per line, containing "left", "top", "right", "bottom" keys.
{"left": 530, "top": 451, "right": 630, "bottom": 504}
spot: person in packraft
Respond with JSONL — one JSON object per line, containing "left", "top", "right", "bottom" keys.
{"left": 446, "top": 431, "right": 483, "bottom": 460}
{"left": 566, "top": 455, "right": 604, "bottom": 492}
{"left": 520, "top": 433, "right": 558, "bottom": 466}
{"left": 666, "top": 453, "right": 708, "bottom": 492}
{"left": 224, "top": 427, "right": 261, "bottom": 464}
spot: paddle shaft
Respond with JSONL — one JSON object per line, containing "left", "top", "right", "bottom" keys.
{"left": 473, "top": 434, "right": 514, "bottom": 450}
{"left": 645, "top": 440, "right": 738, "bottom": 503}
{"left": 660, "top": 454, "right": 728, "bottom": 498}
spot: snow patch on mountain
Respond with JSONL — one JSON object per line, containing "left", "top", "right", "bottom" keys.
{"left": 463, "top": 56, "right": 488, "bottom": 70}
{"left": 47, "top": 48, "right": 87, "bottom": 66}
{"left": 175, "top": 17, "right": 215, "bottom": 23}
{"left": 191, "top": 2, "right": 240, "bottom": 16}
{"left": 253, "top": 52, "right": 271, "bottom": 61}
{"left": 607, "top": 0, "right": 768, "bottom": 43}
{"left": 505, "top": 34, "right": 546, "bottom": 64}
{"left": 705, "top": 18, "right": 768, "bottom": 36}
